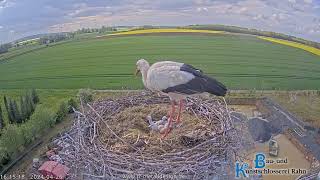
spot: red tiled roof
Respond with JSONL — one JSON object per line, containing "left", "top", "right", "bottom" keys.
{"left": 38, "top": 161, "right": 70, "bottom": 179}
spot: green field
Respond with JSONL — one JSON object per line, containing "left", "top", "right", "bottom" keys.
{"left": 0, "top": 34, "right": 320, "bottom": 90}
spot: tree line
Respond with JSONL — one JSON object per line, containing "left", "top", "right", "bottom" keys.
{"left": 75, "top": 26, "right": 117, "bottom": 34}
{"left": 0, "top": 43, "right": 12, "bottom": 54}
{"left": 38, "top": 33, "right": 75, "bottom": 45}
{"left": 0, "top": 89, "right": 39, "bottom": 130}
{"left": 36, "top": 26, "right": 117, "bottom": 45}
{"left": 0, "top": 95, "right": 77, "bottom": 171}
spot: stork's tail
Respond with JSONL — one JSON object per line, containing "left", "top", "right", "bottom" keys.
{"left": 204, "top": 75, "right": 227, "bottom": 96}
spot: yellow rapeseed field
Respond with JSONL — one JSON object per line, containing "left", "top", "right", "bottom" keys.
{"left": 258, "top": 36, "right": 320, "bottom": 56}
{"left": 109, "top": 28, "right": 224, "bottom": 36}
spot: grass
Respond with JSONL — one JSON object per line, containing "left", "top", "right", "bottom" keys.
{"left": 0, "top": 89, "right": 75, "bottom": 109}
{"left": 0, "top": 32, "right": 114, "bottom": 62}
{"left": 0, "top": 41, "right": 74, "bottom": 62}
{"left": 0, "top": 45, "right": 45, "bottom": 61}
{"left": 268, "top": 92, "right": 320, "bottom": 128}
{"left": 229, "top": 90, "right": 320, "bottom": 128}
{"left": 0, "top": 33, "right": 320, "bottom": 90}
{"left": 258, "top": 36, "right": 320, "bottom": 56}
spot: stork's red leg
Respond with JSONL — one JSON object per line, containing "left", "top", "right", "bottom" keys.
{"left": 161, "top": 101, "right": 175, "bottom": 139}
{"left": 175, "top": 100, "right": 183, "bottom": 124}
{"left": 167, "top": 102, "right": 175, "bottom": 128}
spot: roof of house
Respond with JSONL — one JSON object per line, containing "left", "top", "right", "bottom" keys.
{"left": 38, "top": 161, "right": 70, "bottom": 179}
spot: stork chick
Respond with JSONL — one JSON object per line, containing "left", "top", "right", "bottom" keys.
{"left": 147, "top": 115, "right": 169, "bottom": 133}
{"left": 136, "top": 59, "right": 227, "bottom": 138}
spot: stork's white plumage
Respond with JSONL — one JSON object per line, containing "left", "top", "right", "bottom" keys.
{"left": 136, "top": 59, "right": 227, "bottom": 138}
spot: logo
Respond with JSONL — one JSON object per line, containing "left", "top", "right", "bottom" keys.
{"left": 235, "top": 153, "right": 307, "bottom": 178}
{"left": 235, "top": 153, "right": 265, "bottom": 178}
{"left": 254, "top": 153, "right": 266, "bottom": 168}
{"left": 235, "top": 161, "right": 249, "bottom": 178}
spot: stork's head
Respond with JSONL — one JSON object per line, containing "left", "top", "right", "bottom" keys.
{"left": 135, "top": 59, "right": 150, "bottom": 76}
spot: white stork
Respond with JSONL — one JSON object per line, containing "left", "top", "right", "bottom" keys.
{"left": 135, "top": 59, "right": 227, "bottom": 138}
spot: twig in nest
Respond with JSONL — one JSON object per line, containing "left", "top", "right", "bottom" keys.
{"left": 87, "top": 103, "right": 140, "bottom": 153}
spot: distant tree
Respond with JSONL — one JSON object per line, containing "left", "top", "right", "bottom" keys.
{"left": 3, "top": 96, "right": 13, "bottom": 123}
{"left": 56, "top": 102, "right": 68, "bottom": 123}
{"left": 8, "top": 100, "right": 16, "bottom": 123}
{"left": 0, "top": 105, "right": 4, "bottom": 130}
{"left": 38, "top": 33, "right": 69, "bottom": 45}
{"left": 25, "top": 92, "right": 35, "bottom": 116}
{"left": 99, "top": 26, "right": 107, "bottom": 33}
{"left": 20, "top": 96, "right": 27, "bottom": 121}
{"left": 12, "top": 100, "right": 22, "bottom": 123}
{"left": 0, "top": 43, "right": 12, "bottom": 54}
{"left": 7, "top": 99, "right": 22, "bottom": 123}
{"left": 31, "top": 89, "right": 39, "bottom": 104}
{"left": 67, "top": 32, "right": 75, "bottom": 38}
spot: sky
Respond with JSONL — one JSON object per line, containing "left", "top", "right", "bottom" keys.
{"left": 0, "top": 0, "right": 319, "bottom": 43}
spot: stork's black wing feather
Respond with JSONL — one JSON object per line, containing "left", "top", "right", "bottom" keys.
{"left": 162, "top": 63, "right": 227, "bottom": 96}
{"left": 179, "top": 64, "right": 203, "bottom": 77}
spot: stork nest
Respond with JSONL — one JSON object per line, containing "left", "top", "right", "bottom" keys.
{"left": 53, "top": 91, "right": 242, "bottom": 180}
